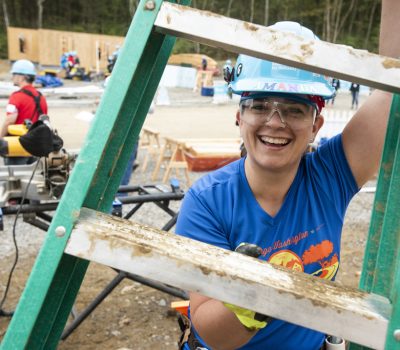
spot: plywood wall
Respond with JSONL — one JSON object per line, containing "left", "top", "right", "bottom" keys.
{"left": 7, "top": 27, "right": 124, "bottom": 72}
{"left": 8, "top": 27, "right": 39, "bottom": 62}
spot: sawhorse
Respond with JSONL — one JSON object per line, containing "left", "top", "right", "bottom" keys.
{"left": 139, "top": 127, "right": 162, "bottom": 173}
{"left": 152, "top": 136, "right": 191, "bottom": 186}
{"left": 1, "top": 1, "right": 399, "bottom": 349}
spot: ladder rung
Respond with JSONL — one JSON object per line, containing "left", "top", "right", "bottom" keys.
{"left": 155, "top": 2, "right": 400, "bottom": 94}
{"left": 65, "top": 208, "right": 391, "bottom": 350}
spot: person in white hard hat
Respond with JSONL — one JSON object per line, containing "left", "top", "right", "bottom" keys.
{"left": 175, "top": 0, "right": 398, "bottom": 349}
{"left": 1, "top": 59, "right": 48, "bottom": 164}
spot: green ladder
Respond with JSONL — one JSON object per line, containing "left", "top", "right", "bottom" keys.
{"left": 1, "top": 1, "right": 400, "bottom": 349}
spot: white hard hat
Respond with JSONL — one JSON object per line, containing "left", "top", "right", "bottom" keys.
{"left": 10, "top": 59, "right": 36, "bottom": 76}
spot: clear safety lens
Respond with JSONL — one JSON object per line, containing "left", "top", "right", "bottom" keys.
{"left": 241, "top": 98, "right": 316, "bottom": 129}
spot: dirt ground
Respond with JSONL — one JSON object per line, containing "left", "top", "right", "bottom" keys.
{"left": 0, "top": 77, "right": 374, "bottom": 349}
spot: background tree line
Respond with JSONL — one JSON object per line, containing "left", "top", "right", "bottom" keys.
{"left": 0, "top": 0, "right": 381, "bottom": 60}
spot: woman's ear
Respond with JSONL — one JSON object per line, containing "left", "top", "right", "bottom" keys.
{"left": 312, "top": 114, "right": 324, "bottom": 138}
{"left": 235, "top": 109, "right": 241, "bottom": 126}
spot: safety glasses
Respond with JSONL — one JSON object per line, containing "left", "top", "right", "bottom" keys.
{"left": 240, "top": 96, "right": 317, "bottom": 130}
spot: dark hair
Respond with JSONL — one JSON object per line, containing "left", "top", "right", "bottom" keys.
{"left": 24, "top": 75, "right": 35, "bottom": 83}
{"left": 239, "top": 101, "right": 246, "bottom": 114}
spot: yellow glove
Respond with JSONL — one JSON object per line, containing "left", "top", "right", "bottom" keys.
{"left": 224, "top": 243, "right": 272, "bottom": 331}
{"left": 224, "top": 303, "right": 269, "bottom": 331}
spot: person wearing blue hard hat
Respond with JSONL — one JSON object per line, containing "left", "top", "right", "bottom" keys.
{"left": 175, "top": 1, "right": 397, "bottom": 348}
{"left": 1, "top": 59, "right": 48, "bottom": 165}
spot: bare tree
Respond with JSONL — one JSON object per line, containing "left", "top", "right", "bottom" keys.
{"left": 283, "top": 0, "right": 290, "bottom": 20}
{"left": 347, "top": 0, "right": 359, "bottom": 36}
{"left": 38, "top": 0, "right": 45, "bottom": 29}
{"left": 250, "top": 0, "right": 255, "bottom": 22}
{"left": 325, "top": 0, "right": 357, "bottom": 43}
{"left": 363, "top": 0, "right": 379, "bottom": 49}
{"left": 332, "top": 0, "right": 343, "bottom": 42}
{"left": 333, "top": 0, "right": 356, "bottom": 42}
{"left": 209, "top": 0, "right": 215, "bottom": 12}
{"left": 2, "top": 0, "right": 9, "bottom": 28}
{"left": 129, "top": 0, "right": 139, "bottom": 17}
{"left": 324, "top": 0, "right": 331, "bottom": 41}
{"left": 264, "top": 0, "right": 269, "bottom": 26}
{"left": 324, "top": 0, "right": 356, "bottom": 43}
{"left": 226, "top": 0, "right": 234, "bottom": 17}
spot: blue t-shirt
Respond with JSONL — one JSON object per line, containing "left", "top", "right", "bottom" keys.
{"left": 175, "top": 135, "right": 359, "bottom": 350}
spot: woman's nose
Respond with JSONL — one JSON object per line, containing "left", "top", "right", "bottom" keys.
{"left": 265, "top": 110, "right": 286, "bottom": 127}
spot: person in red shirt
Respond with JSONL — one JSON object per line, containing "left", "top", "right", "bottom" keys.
{"left": 1, "top": 59, "right": 48, "bottom": 165}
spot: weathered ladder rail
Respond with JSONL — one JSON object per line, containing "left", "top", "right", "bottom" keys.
{"left": 1, "top": 0, "right": 400, "bottom": 349}
{"left": 65, "top": 208, "right": 390, "bottom": 350}
{"left": 155, "top": 2, "right": 400, "bottom": 94}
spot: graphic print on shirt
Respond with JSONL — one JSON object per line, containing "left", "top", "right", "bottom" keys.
{"left": 269, "top": 250, "right": 304, "bottom": 272}
{"left": 260, "top": 224, "right": 339, "bottom": 281}
{"left": 304, "top": 240, "right": 339, "bottom": 280}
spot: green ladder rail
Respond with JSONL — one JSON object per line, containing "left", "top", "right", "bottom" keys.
{"left": 1, "top": 1, "right": 399, "bottom": 349}
{"left": 353, "top": 94, "right": 400, "bottom": 350}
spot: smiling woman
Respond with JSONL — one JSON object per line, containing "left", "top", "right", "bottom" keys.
{"left": 174, "top": 20, "right": 370, "bottom": 350}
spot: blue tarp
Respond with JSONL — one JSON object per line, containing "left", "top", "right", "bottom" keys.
{"left": 35, "top": 75, "right": 63, "bottom": 88}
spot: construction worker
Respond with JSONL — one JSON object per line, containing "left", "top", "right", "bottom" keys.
{"left": 330, "top": 78, "right": 340, "bottom": 105}
{"left": 107, "top": 45, "right": 121, "bottom": 74}
{"left": 223, "top": 59, "right": 234, "bottom": 99}
{"left": 175, "top": 0, "right": 397, "bottom": 348}
{"left": 1, "top": 59, "right": 48, "bottom": 165}
{"left": 201, "top": 55, "right": 208, "bottom": 71}
{"left": 223, "top": 59, "right": 232, "bottom": 72}
{"left": 349, "top": 82, "right": 361, "bottom": 109}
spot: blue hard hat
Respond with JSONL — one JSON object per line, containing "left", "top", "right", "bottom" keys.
{"left": 10, "top": 59, "right": 36, "bottom": 76}
{"left": 229, "top": 22, "right": 334, "bottom": 99}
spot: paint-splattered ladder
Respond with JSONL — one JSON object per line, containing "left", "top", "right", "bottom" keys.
{"left": 1, "top": 1, "right": 399, "bottom": 349}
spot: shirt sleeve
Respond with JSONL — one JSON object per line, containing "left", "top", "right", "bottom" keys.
{"left": 309, "top": 134, "right": 359, "bottom": 213}
{"left": 7, "top": 93, "right": 21, "bottom": 117}
{"left": 6, "top": 103, "right": 17, "bottom": 115}
{"left": 175, "top": 189, "right": 231, "bottom": 251}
